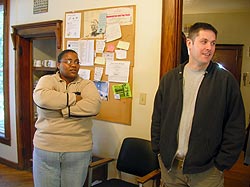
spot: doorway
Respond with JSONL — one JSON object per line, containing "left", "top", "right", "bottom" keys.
{"left": 11, "top": 20, "right": 62, "bottom": 169}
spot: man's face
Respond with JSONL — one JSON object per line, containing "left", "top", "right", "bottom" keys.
{"left": 187, "top": 29, "right": 216, "bottom": 66}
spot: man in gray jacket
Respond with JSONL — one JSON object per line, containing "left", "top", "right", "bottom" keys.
{"left": 151, "top": 22, "right": 245, "bottom": 187}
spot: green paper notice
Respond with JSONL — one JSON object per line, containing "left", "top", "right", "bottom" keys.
{"left": 112, "top": 83, "right": 132, "bottom": 99}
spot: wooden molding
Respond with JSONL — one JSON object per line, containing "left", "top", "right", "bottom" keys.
{"left": 11, "top": 20, "right": 62, "bottom": 50}
{"left": 161, "top": 0, "right": 183, "bottom": 78}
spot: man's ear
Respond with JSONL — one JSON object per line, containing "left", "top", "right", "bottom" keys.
{"left": 186, "top": 38, "right": 192, "bottom": 48}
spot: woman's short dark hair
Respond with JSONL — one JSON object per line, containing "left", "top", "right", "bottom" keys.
{"left": 57, "top": 49, "right": 78, "bottom": 62}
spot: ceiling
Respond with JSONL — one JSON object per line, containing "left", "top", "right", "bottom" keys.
{"left": 183, "top": 0, "right": 250, "bottom": 14}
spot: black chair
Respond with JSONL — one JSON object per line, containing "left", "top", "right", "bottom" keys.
{"left": 91, "top": 137, "right": 160, "bottom": 187}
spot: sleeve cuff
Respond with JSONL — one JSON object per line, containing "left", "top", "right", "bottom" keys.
{"left": 61, "top": 106, "right": 70, "bottom": 118}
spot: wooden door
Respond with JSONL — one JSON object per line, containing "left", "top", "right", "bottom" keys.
{"left": 15, "top": 35, "right": 33, "bottom": 169}
{"left": 213, "top": 44, "right": 243, "bottom": 84}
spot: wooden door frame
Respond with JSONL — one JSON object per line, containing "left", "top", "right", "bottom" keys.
{"left": 11, "top": 20, "right": 62, "bottom": 169}
{"left": 161, "top": 0, "right": 183, "bottom": 78}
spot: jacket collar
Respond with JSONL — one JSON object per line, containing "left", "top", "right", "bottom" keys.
{"left": 55, "top": 71, "right": 81, "bottom": 83}
{"left": 178, "top": 61, "right": 215, "bottom": 77}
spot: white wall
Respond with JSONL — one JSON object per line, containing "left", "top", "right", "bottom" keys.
{"left": 0, "top": 0, "right": 162, "bottom": 175}
{"left": 183, "top": 11, "right": 250, "bottom": 125}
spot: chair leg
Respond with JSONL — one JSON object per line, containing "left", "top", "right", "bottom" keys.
{"left": 87, "top": 167, "right": 93, "bottom": 187}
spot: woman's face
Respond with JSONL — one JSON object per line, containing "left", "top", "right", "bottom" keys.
{"left": 57, "top": 51, "right": 80, "bottom": 83}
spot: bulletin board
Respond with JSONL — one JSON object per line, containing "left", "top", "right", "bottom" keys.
{"left": 64, "top": 5, "right": 136, "bottom": 125}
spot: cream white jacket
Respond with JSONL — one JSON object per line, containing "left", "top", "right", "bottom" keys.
{"left": 33, "top": 72, "right": 101, "bottom": 152}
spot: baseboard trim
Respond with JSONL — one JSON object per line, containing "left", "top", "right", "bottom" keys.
{"left": 0, "top": 157, "right": 19, "bottom": 169}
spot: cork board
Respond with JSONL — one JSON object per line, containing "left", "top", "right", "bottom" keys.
{"left": 64, "top": 5, "right": 136, "bottom": 125}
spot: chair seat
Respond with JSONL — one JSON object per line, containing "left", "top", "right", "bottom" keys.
{"left": 91, "top": 138, "right": 160, "bottom": 187}
{"left": 93, "top": 178, "right": 138, "bottom": 187}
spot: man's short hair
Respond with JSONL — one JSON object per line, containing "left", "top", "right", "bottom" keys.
{"left": 188, "top": 22, "right": 218, "bottom": 41}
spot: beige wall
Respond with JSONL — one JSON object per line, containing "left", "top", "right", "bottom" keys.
{"left": 183, "top": 11, "right": 250, "bottom": 125}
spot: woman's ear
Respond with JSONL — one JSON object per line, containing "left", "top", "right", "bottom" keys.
{"left": 56, "top": 62, "right": 60, "bottom": 69}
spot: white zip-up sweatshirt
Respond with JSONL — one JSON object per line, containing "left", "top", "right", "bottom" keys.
{"left": 33, "top": 72, "right": 101, "bottom": 152}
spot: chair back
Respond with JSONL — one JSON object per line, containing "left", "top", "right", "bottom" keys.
{"left": 116, "top": 137, "right": 159, "bottom": 177}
